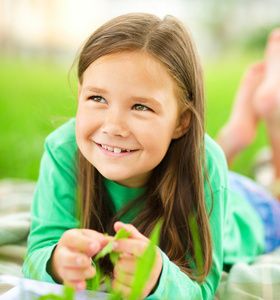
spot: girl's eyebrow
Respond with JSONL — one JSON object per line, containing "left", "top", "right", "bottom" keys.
{"left": 128, "top": 96, "right": 162, "bottom": 107}
{"left": 82, "top": 86, "right": 108, "bottom": 95}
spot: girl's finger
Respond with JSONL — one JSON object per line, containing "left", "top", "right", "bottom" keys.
{"left": 64, "top": 279, "right": 87, "bottom": 291}
{"left": 114, "top": 266, "right": 134, "bottom": 286}
{"left": 56, "top": 246, "right": 92, "bottom": 268}
{"left": 115, "top": 253, "right": 136, "bottom": 274}
{"left": 81, "top": 229, "right": 109, "bottom": 246}
{"left": 60, "top": 265, "right": 96, "bottom": 281}
{"left": 112, "top": 278, "right": 132, "bottom": 299}
{"left": 113, "top": 238, "right": 149, "bottom": 257}
{"left": 61, "top": 229, "right": 108, "bottom": 256}
{"left": 114, "top": 222, "right": 149, "bottom": 242}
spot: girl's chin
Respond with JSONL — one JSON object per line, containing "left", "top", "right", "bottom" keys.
{"left": 100, "top": 173, "right": 148, "bottom": 188}
{"left": 98, "top": 172, "right": 131, "bottom": 184}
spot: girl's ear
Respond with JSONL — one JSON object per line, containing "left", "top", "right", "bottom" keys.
{"left": 172, "top": 108, "right": 191, "bottom": 139}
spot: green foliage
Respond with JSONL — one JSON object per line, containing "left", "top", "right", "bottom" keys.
{"left": 92, "top": 221, "right": 162, "bottom": 300}
{"left": 127, "top": 219, "right": 162, "bottom": 300}
{"left": 38, "top": 285, "right": 75, "bottom": 300}
{"left": 0, "top": 57, "right": 77, "bottom": 180}
{"left": 95, "top": 242, "right": 114, "bottom": 261}
{"left": 107, "top": 291, "right": 123, "bottom": 300}
{"left": 63, "top": 286, "right": 75, "bottom": 300}
{"left": 86, "top": 261, "right": 103, "bottom": 292}
{"left": 95, "top": 229, "right": 131, "bottom": 261}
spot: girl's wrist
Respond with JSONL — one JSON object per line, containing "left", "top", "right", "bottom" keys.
{"left": 46, "top": 245, "right": 63, "bottom": 284}
{"left": 149, "top": 248, "right": 163, "bottom": 295}
{"left": 150, "top": 270, "right": 161, "bottom": 295}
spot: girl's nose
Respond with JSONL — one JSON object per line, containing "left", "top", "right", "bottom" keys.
{"left": 101, "top": 109, "right": 129, "bottom": 138}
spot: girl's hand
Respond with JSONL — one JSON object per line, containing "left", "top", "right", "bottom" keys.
{"left": 112, "top": 222, "right": 163, "bottom": 299}
{"left": 50, "top": 229, "right": 108, "bottom": 291}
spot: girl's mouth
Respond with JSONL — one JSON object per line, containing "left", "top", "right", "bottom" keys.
{"left": 99, "top": 144, "right": 133, "bottom": 153}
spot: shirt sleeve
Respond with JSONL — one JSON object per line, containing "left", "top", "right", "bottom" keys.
{"left": 22, "top": 122, "right": 78, "bottom": 283}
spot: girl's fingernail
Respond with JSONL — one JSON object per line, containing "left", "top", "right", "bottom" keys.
{"left": 76, "top": 257, "right": 83, "bottom": 266}
{"left": 113, "top": 241, "right": 118, "bottom": 249}
{"left": 84, "top": 269, "right": 91, "bottom": 277}
{"left": 77, "top": 282, "right": 84, "bottom": 290}
{"left": 90, "top": 242, "right": 97, "bottom": 251}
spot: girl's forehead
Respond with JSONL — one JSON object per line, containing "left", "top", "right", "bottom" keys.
{"left": 88, "top": 51, "right": 161, "bottom": 70}
{"left": 84, "top": 51, "right": 177, "bottom": 89}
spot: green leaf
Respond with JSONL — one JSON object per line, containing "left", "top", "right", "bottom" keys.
{"left": 62, "top": 285, "right": 75, "bottom": 300}
{"left": 114, "top": 228, "right": 131, "bottom": 240}
{"left": 109, "top": 251, "right": 121, "bottom": 265}
{"left": 149, "top": 219, "right": 163, "bottom": 245}
{"left": 38, "top": 294, "right": 63, "bottom": 300}
{"left": 87, "top": 261, "right": 103, "bottom": 291}
{"left": 89, "top": 229, "right": 131, "bottom": 294}
{"left": 128, "top": 219, "right": 163, "bottom": 300}
{"left": 104, "top": 275, "right": 113, "bottom": 293}
{"left": 95, "top": 229, "right": 130, "bottom": 261}
{"left": 95, "top": 241, "right": 114, "bottom": 260}
{"left": 107, "top": 291, "right": 123, "bottom": 300}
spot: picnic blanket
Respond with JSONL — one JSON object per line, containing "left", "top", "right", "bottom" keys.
{"left": 0, "top": 179, "right": 34, "bottom": 295}
{"left": 0, "top": 179, "right": 280, "bottom": 299}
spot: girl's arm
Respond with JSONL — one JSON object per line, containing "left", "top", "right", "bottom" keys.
{"left": 22, "top": 119, "right": 81, "bottom": 283}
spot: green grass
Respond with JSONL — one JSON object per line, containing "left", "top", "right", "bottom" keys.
{"left": 0, "top": 53, "right": 269, "bottom": 180}
{"left": 0, "top": 57, "right": 77, "bottom": 180}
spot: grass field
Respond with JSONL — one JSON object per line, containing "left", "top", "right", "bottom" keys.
{"left": 0, "top": 53, "right": 269, "bottom": 181}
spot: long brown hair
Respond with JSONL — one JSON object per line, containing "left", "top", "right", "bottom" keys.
{"left": 76, "top": 13, "right": 212, "bottom": 283}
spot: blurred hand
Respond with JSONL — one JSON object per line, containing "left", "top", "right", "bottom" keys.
{"left": 112, "top": 222, "right": 163, "bottom": 299}
{"left": 50, "top": 229, "right": 108, "bottom": 290}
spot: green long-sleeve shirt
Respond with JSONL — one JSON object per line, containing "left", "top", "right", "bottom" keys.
{"left": 22, "top": 118, "right": 265, "bottom": 299}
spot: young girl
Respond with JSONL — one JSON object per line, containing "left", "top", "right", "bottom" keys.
{"left": 22, "top": 13, "right": 274, "bottom": 299}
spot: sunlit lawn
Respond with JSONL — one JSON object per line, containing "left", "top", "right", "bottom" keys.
{"left": 0, "top": 57, "right": 78, "bottom": 180}
{"left": 0, "top": 52, "right": 269, "bottom": 181}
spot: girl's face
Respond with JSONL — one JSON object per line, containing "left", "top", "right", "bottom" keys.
{"left": 76, "top": 51, "right": 188, "bottom": 188}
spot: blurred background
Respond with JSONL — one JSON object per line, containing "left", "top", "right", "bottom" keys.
{"left": 1, "top": 0, "right": 280, "bottom": 181}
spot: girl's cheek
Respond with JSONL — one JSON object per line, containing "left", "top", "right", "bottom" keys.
{"left": 76, "top": 113, "right": 92, "bottom": 135}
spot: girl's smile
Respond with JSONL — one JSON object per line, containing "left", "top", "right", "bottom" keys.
{"left": 96, "top": 142, "right": 137, "bottom": 156}
{"left": 76, "top": 51, "right": 186, "bottom": 188}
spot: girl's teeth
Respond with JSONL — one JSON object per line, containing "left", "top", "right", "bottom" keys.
{"left": 114, "top": 148, "right": 121, "bottom": 153}
{"left": 101, "top": 144, "right": 129, "bottom": 153}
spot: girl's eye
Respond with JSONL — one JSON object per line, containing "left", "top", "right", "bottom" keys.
{"left": 133, "top": 104, "right": 152, "bottom": 111}
{"left": 89, "top": 96, "right": 106, "bottom": 103}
